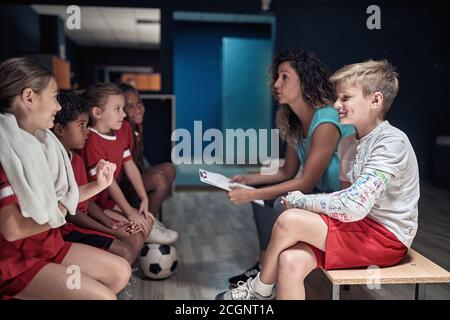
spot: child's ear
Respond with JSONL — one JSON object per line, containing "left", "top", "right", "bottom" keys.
{"left": 91, "top": 106, "right": 102, "bottom": 119}
{"left": 21, "top": 88, "right": 34, "bottom": 108}
{"left": 53, "top": 123, "right": 64, "bottom": 137}
{"left": 371, "top": 92, "right": 384, "bottom": 112}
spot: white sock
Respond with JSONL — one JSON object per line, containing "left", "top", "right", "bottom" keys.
{"left": 251, "top": 272, "right": 274, "bottom": 297}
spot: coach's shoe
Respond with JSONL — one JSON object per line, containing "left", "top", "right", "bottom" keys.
{"left": 228, "top": 262, "right": 260, "bottom": 287}
{"left": 146, "top": 219, "right": 179, "bottom": 245}
{"left": 215, "top": 278, "right": 276, "bottom": 300}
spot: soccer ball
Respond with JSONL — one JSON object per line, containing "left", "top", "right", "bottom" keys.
{"left": 139, "top": 244, "right": 178, "bottom": 280}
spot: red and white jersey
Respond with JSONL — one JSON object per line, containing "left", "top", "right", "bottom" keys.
{"left": 0, "top": 165, "right": 66, "bottom": 281}
{"left": 79, "top": 121, "right": 133, "bottom": 209}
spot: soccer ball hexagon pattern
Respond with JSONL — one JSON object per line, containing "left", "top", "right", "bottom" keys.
{"left": 139, "top": 243, "right": 178, "bottom": 279}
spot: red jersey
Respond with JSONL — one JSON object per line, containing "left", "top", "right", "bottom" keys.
{"left": 79, "top": 121, "right": 133, "bottom": 209}
{"left": 0, "top": 166, "right": 68, "bottom": 286}
{"left": 70, "top": 152, "right": 89, "bottom": 214}
{"left": 61, "top": 152, "right": 115, "bottom": 244}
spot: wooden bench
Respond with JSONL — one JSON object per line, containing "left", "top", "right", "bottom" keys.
{"left": 322, "top": 249, "right": 450, "bottom": 300}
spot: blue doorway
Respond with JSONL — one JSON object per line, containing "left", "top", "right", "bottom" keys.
{"left": 222, "top": 37, "right": 273, "bottom": 164}
{"left": 173, "top": 13, "right": 275, "bottom": 186}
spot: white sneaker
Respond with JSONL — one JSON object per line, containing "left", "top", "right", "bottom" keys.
{"left": 146, "top": 219, "right": 179, "bottom": 244}
{"left": 215, "top": 278, "right": 276, "bottom": 300}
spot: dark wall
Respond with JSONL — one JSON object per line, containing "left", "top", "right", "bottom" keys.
{"left": 70, "top": 45, "right": 160, "bottom": 88}
{"left": 65, "top": 37, "right": 79, "bottom": 85}
{"left": 272, "top": 0, "right": 450, "bottom": 181}
{"left": 0, "top": 5, "right": 41, "bottom": 61}
{"left": 40, "top": 14, "right": 65, "bottom": 58}
{"left": 10, "top": 0, "right": 264, "bottom": 93}
{"left": 0, "top": 5, "right": 160, "bottom": 91}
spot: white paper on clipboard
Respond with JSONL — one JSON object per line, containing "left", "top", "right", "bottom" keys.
{"left": 199, "top": 169, "right": 265, "bottom": 206}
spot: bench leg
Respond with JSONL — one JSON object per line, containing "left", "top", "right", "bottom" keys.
{"left": 415, "top": 284, "right": 426, "bottom": 300}
{"left": 332, "top": 285, "right": 340, "bottom": 300}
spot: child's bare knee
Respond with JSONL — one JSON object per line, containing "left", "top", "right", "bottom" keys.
{"left": 117, "top": 256, "right": 132, "bottom": 280}
{"left": 107, "top": 255, "right": 131, "bottom": 292}
{"left": 94, "top": 288, "right": 118, "bottom": 300}
{"left": 275, "top": 209, "right": 310, "bottom": 232}
{"left": 279, "top": 249, "right": 304, "bottom": 271}
{"left": 278, "top": 248, "right": 313, "bottom": 276}
{"left": 274, "top": 210, "right": 297, "bottom": 231}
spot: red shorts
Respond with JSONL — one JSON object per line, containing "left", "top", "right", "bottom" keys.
{"left": 0, "top": 242, "right": 72, "bottom": 300}
{"left": 308, "top": 214, "right": 408, "bottom": 270}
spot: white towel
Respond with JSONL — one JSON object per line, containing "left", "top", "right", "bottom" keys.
{"left": 0, "top": 112, "right": 79, "bottom": 228}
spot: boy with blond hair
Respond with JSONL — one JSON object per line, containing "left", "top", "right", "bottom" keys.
{"left": 216, "top": 60, "right": 420, "bottom": 300}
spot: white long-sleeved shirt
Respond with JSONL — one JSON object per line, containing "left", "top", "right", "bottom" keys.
{"left": 284, "top": 121, "right": 420, "bottom": 248}
{"left": 285, "top": 170, "right": 392, "bottom": 222}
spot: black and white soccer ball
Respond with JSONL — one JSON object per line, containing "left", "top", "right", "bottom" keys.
{"left": 139, "top": 244, "right": 178, "bottom": 279}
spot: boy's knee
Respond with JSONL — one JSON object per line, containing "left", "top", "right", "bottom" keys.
{"left": 274, "top": 210, "right": 297, "bottom": 230}
{"left": 278, "top": 248, "right": 313, "bottom": 276}
{"left": 275, "top": 209, "right": 309, "bottom": 231}
{"left": 279, "top": 249, "right": 302, "bottom": 270}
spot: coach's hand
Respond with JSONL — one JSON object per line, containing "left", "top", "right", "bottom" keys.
{"left": 229, "top": 174, "right": 258, "bottom": 186}
{"left": 228, "top": 187, "right": 255, "bottom": 205}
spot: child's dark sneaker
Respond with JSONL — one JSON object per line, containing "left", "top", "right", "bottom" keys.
{"left": 228, "top": 262, "right": 260, "bottom": 287}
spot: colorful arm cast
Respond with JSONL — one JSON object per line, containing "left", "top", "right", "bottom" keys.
{"left": 283, "top": 170, "right": 392, "bottom": 222}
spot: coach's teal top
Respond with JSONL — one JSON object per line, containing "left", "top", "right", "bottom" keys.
{"left": 296, "top": 105, "right": 355, "bottom": 193}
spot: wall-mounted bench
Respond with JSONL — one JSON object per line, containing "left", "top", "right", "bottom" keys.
{"left": 322, "top": 249, "right": 450, "bottom": 300}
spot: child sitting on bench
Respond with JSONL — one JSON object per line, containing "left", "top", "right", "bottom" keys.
{"left": 216, "top": 59, "right": 420, "bottom": 300}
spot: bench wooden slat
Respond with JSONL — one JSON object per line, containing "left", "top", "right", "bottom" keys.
{"left": 323, "top": 249, "right": 450, "bottom": 285}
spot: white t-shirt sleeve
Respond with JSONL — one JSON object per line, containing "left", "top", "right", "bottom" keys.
{"left": 364, "top": 135, "right": 407, "bottom": 178}
{"left": 338, "top": 135, "right": 357, "bottom": 183}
